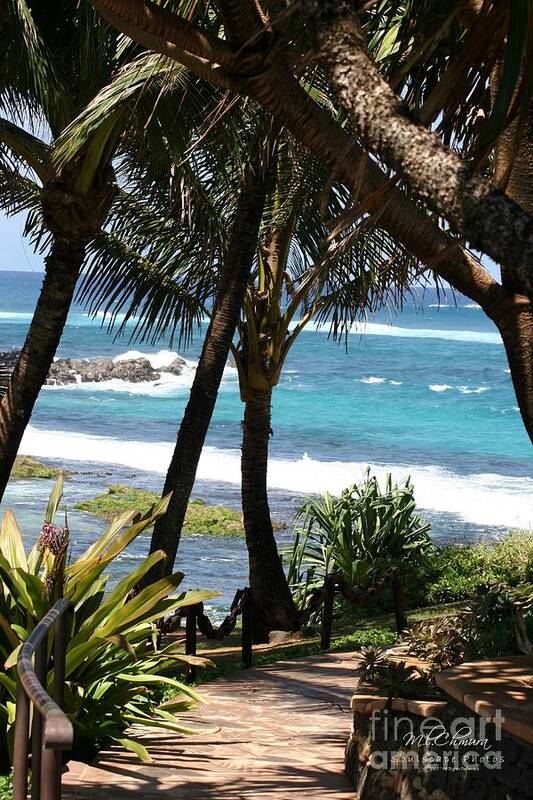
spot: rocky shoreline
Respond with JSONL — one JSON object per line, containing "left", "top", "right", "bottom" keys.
{"left": 0, "top": 350, "right": 187, "bottom": 386}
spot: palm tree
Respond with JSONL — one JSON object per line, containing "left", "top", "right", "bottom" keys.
{"left": 0, "top": 0, "right": 224, "bottom": 500}
{"left": 233, "top": 135, "right": 416, "bottom": 639}
{"left": 144, "top": 121, "right": 277, "bottom": 590}
{"left": 65, "top": 87, "right": 278, "bottom": 592}
{"left": 87, "top": 0, "right": 533, "bottom": 443}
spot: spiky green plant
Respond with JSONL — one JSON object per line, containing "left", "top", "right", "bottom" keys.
{"left": 0, "top": 475, "right": 216, "bottom": 769}
{"left": 287, "top": 470, "right": 432, "bottom": 609}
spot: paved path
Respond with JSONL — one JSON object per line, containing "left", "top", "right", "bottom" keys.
{"left": 64, "top": 652, "right": 357, "bottom": 799}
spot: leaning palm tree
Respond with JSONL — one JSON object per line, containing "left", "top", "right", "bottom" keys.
{"left": 87, "top": 0, "right": 533, "bottom": 445}
{"left": 60, "top": 74, "right": 279, "bottom": 605}
{"left": 0, "top": 0, "right": 219, "bottom": 500}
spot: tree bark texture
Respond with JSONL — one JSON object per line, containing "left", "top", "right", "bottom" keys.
{"left": 305, "top": 0, "right": 533, "bottom": 297}
{"left": 241, "top": 386, "right": 297, "bottom": 641}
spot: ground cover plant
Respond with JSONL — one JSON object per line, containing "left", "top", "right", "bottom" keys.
{"left": 0, "top": 475, "right": 215, "bottom": 772}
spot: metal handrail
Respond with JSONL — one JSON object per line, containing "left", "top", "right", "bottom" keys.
{"left": 13, "top": 597, "right": 73, "bottom": 800}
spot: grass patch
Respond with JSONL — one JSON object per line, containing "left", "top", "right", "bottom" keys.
{"left": 11, "top": 456, "right": 63, "bottom": 480}
{"left": 75, "top": 485, "right": 254, "bottom": 536}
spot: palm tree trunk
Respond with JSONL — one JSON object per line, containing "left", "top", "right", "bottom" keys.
{"left": 241, "top": 387, "right": 297, "bottom": 641}
{"left": 0, "top": 236, "right": 85, "bottom": 500}
{"left": 146, "top": 154, "right": 270, "bottom": 580}
{"left": 492, "top": 295, "right": 533, "bottom": 443}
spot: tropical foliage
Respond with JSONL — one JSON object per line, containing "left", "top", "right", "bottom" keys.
{"left": 401, "top": 581, "right": 533, "bottom": 671}
{"left": 287, "top": 470, "right": 432, "bottom": 609}
{"left": 402, "top": 531, "right": 533, "bottom": 608}
{"left": 0, "top": 476, "right": 215, "bottom": 769}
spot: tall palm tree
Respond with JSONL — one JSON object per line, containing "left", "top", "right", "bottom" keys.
{"left": 63, "top": 72, "right": 278, "bottom": 593}
{"left": 0, "top": 1, "right": 226, "bottom": 501}
{"left": 88, "top": 0, "right": 533, "bottom": 444}
{"left": 233, "top": 135, "right": 416, "bottom": 639}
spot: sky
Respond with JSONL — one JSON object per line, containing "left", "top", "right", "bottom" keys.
{"left": 0, "top": 213, "right": 43, "bottom": 272}
{"left": 0, "top": 209, "right": 501, "bottom": 280}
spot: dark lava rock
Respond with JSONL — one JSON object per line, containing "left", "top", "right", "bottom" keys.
{"left": 165, "top": 356, "right": 186, "bottom": 375}
{"left": 46, "top": 356, "right": 159, "bottom": 385}
{"left": 5, "top": 350, "right": 185, "bottom": 386}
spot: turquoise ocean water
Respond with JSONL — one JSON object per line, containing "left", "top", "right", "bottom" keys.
{"left": 0, "top": 270, "right": 531, "bottom": 612}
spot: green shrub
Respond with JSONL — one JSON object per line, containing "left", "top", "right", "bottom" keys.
{"left": 400, "top": 614, "right": 475, "bottom": 669}
{"left": 330, "top": 628, "right": 397, "bottom": 651}
{"left": 287, "top": 470, "right": 432, "bottom": 610}
{"left": 401, "top": 582, "right": 533, "bottom": 668}
{"left": 423, "top": 544, "right": 492, "bottom": 605}
{"left": 401, "top": 533, "right": 533, "bottom": 608}
{"left": 488, "top": 533, "right": 533, "bottom": 585}
{"left": 0, "top": 475, "right": 215, "bottom": 770}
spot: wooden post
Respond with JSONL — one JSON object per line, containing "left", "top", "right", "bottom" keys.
{"left": 393, "top": 572, "right": 407, "bottom": 633}
{"left": 321, "top": 575, "right": 335, "bottom": 650}
{"left": 241, "top": 589, "right": 253, "bottom": 669}
{"left": 31, "top": 637, "right": 47, "bottom": 800}
{"left": 185, "top": 605, "right": 197, "bottom": 683}
{"left": 13, "top": 679, "right": 30, "bottom": 800}
{"left": 42, "top": 606, "right": 70, "bottom": 800}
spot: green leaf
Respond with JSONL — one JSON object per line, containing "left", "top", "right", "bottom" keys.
{"left": 4, "top": 643, "right": 21, "bottom": 671}
{"left": 77, "top": 550, "right": 167, "bottom": 638}
{"left": 479, "top": 0, "right": 531, "bottom": 148}
{"left": 104, "top": 634, "right": 137, "bottom": 661}
{"left": 115, "top": 737, "right": 152, "bottom": 764}
{"left": 0, "top": 613, "right": 20, "bottom": 650}
{"left": 0, "top": 510, "right": 28, "bottom": 571}
{"left": 45, "top": 473, "right": 64, "bottom": 524}
{"left": 123, "top": 714, "right": 202, "bottom": 736}
{"left": 116, "top": 673, "right": 207, "bottom": 704}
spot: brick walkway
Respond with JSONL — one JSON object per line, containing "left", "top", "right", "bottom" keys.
{"left": 63, "top": 652, "right": 356, "bottom": 799}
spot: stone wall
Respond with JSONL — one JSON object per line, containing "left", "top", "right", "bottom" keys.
{"left": 345, "top": 699, "right": 533, "bottom": 800}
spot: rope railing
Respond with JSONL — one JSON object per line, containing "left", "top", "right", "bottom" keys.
{"left": 13, "top": 598, "right": 73, "bottom": 800}
{"left": 167, "top": 567, "right": 407, "bottom": 676}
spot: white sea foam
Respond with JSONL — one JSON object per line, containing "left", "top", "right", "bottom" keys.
{"left": 46, "top": 373, "right": 192, "bottom": 395}
{"left": 0, "top": 311, "right": 33, "bottom": 321}
{"left": 463, "top": 304, "right": 481, "bottom": 309}
{"left": 428, "top": 384, "right": 490, "bottom": 395}
{"left": 428, "top": 304, "right": 451, "bottom": 308}
{"left": 303, "top": 320, "right": 501, "bottom": 345}
{"left": 458, "top": 386, "right": 490, "bottom": 395}
{"left": 19, "top": 425, "right": 533, "bottom": 529}
{"left": 358, "top": 377, "right": 402, "bottom": 386}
